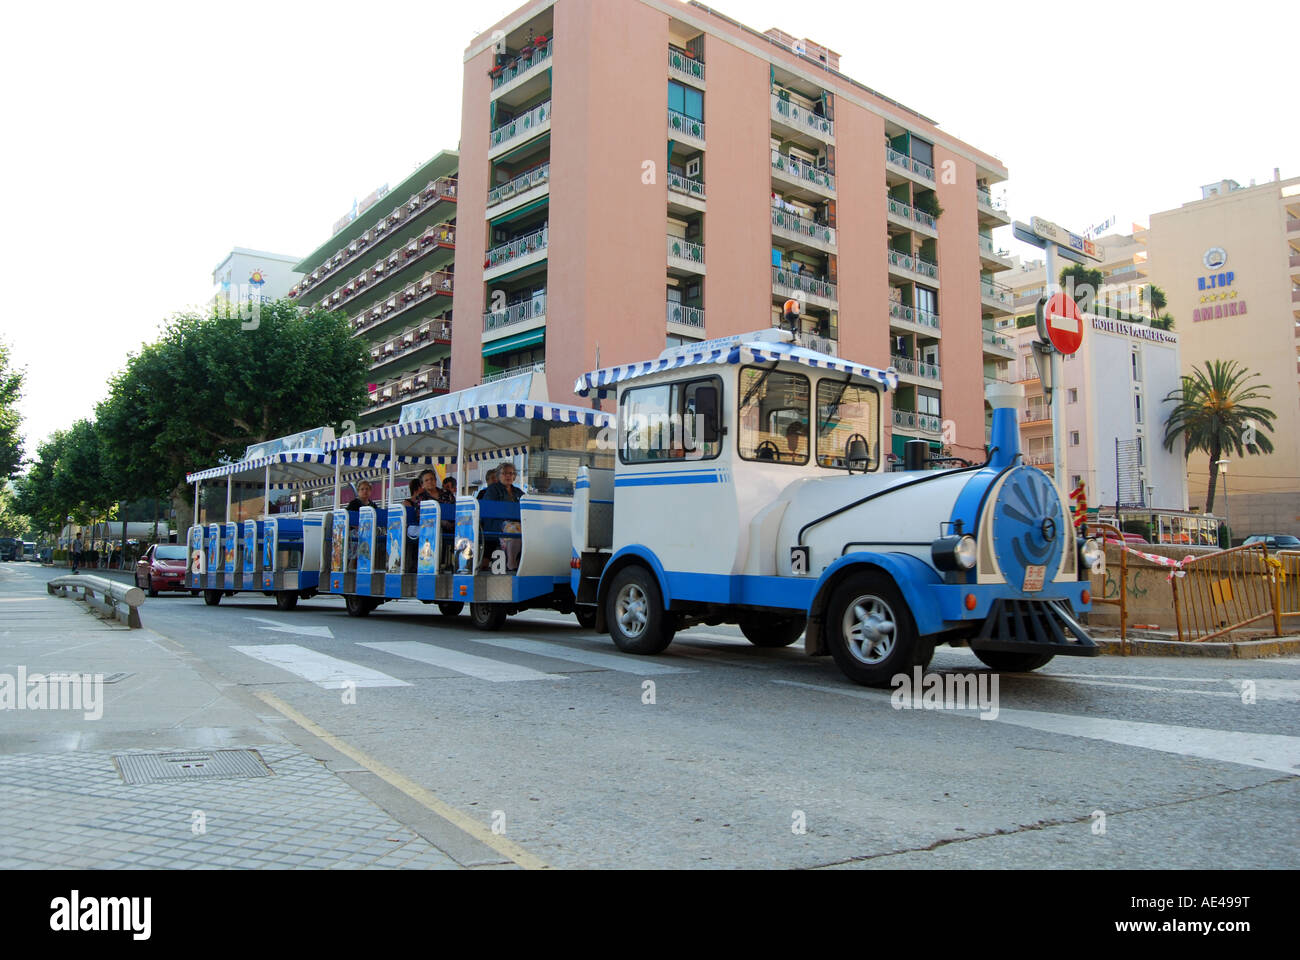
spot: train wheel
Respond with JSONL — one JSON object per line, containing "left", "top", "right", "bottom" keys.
{"left": 437, "top": 602, "right": 464, "bottom": 618}
{"left": 344, "top": 595, "right": 372, "bottom": 617}
{"left": 189, "top": 590, "right": 200, "bottom": 598}
{"left": 738, "top": 613, "right": 805, "bottom": 647}
{"left": 606, "top": 567, "right": 674, "bottom": 654}
{"left": 826, "top": 572, "right": 931, "bottom": 687}
{"left": 574, "top": 607, "right": 598, "bottom": 630}
{"left": 203, "top": 590, "right": 222, "bottom": 607}
{"left": 469, "top": 603, "right": 507, "bottom": 631}
{"left": 275, "top": 592, "right": 299, "bottom": 611}
{"left": 973, "top": 649, "right": 1054, "bottom": 673}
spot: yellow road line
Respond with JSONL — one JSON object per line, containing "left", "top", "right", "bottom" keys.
{"left": 255, "top": 691, "right": 549, "bottom": 870}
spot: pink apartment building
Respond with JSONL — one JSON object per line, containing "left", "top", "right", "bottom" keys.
{"left": 454, "top": 0, "right": 1014, "bottom": 463}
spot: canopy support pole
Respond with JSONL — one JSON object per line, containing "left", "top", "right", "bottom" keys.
{"left": 389, "top": 437, "right": 398, "bottom": 505}
{"left": 263, "top": 466, "right": 270, "bottom": 520}
{"left": 455, "top": 424, "right": 465, "bottom": 491}
{"left": 333, "top": 457, "right": 342, "bottom": 509}
{"left": 225, "top": 476, "right": 232, "bottom": 524}
{"left": 193, "top": 483, "right": 200, "bottom": 527}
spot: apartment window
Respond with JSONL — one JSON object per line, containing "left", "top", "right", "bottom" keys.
{"left": 917, "top": 392, "right": 940, "bottom": 417}
{"left": 1070, "top": 431, "right": 1080, "bottom": 446}
{"left": 914, "top": 286, "right": 937, "bottom": 315}
{"left": 1134, "top": 393, "right": 1144, "bottom": 424}
{"left": 1067, "top": 388, "right": 1078, "bottom": 404}
{"left": 665, "top": 334, "right": 701, "bottom": 348}
{"left": 669, "top": 81, "right": 703, "bottom": 121}
{"left": 911, "top": 137, "right": 934, "bottom": 168}
{"left": 1131, "top": 350, "right": 1141, "bottom": 381}
{"left": 1137, "top": 436, "right": 1145, "bottom": 466}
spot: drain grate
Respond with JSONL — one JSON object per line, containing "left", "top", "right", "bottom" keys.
{"left": 113, "top": 749, "right": 273, "bottom": 785}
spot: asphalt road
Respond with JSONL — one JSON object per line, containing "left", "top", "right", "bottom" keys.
{"left": 19, "top": 566, "right": 1300, "bottom": 868}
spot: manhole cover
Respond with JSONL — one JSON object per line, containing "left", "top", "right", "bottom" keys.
{"left": 113, "top": 749, "right": 273, "bottom": 785}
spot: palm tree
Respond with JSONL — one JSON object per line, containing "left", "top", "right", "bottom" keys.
{"left": 1148, "top": 284, "right": 1168, "bottom": 320}
{"left": 1162, "top": 360, "right": 1277, "bottom": 514}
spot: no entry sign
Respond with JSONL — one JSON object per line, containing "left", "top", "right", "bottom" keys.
{"left": 1044, "top": 293, "right": 1083, "bottom": 355}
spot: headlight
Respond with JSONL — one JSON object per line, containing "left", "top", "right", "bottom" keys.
{"left": 1080, "top": 537, "right": 1103, "bottom": 571}
{"left": 932, "top": 535, "right": 978, "bottom": 572}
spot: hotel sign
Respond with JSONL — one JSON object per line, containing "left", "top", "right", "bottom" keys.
{"left": 1090, "top": 317, "right": 1177, "bottom": 343}
{"left": 1028, "top": 216, "right": 1104, "bottom": 262}
{"left": 1191, "top": 247, "right": 1247, "bottom": 322}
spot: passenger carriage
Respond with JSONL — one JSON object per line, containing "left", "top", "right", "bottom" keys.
{"left": 568, "top": 329, "right": 1102, "bottom": 687}
{"left": 321, "top": 371, "right": 613, "bottom": 628}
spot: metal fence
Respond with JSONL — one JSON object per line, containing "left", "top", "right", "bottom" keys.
{"left": 1086, "top": 523, "right": 1129, "bottom": 650}
{"left": 1276, "top": 550, "right": 1300, "bottom": 619}
{"left": 1171, "top": 543, "right": 1281, "bottom": 642}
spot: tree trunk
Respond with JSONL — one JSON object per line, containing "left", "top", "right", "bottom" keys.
{"left": 1204, "top": 439, "right": 1221, "bottom": 515}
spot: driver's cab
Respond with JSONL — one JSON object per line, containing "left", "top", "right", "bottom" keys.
{"left": 574, "top": 329, "right": 895, "bottom": 583}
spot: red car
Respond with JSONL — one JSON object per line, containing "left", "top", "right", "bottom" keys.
{"left": 135, "top": 544, "right": 192, "bottom": 596}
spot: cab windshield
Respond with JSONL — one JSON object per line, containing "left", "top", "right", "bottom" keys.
{"left": 815, "top": 380, "right": 880, "bottom": 469}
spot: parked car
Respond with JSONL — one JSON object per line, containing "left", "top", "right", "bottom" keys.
{"left": 1242, "top": 535, "right": 1300, "bottom": 550}
{"left": 0, "top": 537, "right": 17, "bottom": 561}
{"left": 135, "top": 543, "right": 191, "bottom": 596}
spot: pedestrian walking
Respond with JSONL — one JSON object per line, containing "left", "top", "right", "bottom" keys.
{"left": 71, "top": 535, "right": 84, "bottom": 574}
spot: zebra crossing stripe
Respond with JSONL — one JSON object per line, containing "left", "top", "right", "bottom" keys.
{"left": 358, "top": 641, "right": 563, "bottom": 683}
{"left": 233, "top": 644, "right": 410, "bottom": 689}
{"left": 468, "top": 636, "right": 692, "bottom": 675}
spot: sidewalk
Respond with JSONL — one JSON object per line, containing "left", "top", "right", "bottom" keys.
{"left": 0, "top": 563, "right": 466, "bottom": 869}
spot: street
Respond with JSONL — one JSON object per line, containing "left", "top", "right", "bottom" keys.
{"left": 3, "top": 562, "right": 1297, "bottom": 869}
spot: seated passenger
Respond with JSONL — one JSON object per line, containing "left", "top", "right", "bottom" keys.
{"left": 346, "top": 480, "right": 377, "bottom": 512}
{"left": 481, "top": 461, "right": 524, "bottom": 571}
{"left": 476, "top": 469, "right": 497, "bottom": 500}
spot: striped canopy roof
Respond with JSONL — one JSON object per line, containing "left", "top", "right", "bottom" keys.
{"left": 186, "top": 449, "right": 428, "bottom": 485}
{"left": 573, "top": 338, "right": 898, "bottom": 397}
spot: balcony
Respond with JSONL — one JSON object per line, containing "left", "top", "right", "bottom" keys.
{"left": 771, "top": 204, "right": 835, "bottom": 251}
{"left": 1022, "top": 406, "right": 1052, "bottom": 425}
{"left": 322, "top": 225, "right": 455, "bottom": 316}
{"left": 491, "top": 36, "right": 553, "bottom": 95}
{"left": 885, "top": 196, "right": 937, "bottom": 236}
{"left": 891, "top": 354, "right": 941, "bottom": 384}
{"left": 885, "top": 146, "right": 935, "bottom": 185}
{"left": 978, "top": 234, "right": 1013, "bottom": 269}
{"left": 291, "top": 178, "right": 456, "bottom": 301}
{"left": 886, "top": 249, "right": 939, "bottom": 284}
{"left": 486, "top": 162, "right": 550, "bottom": 216}
{"left": 982, "top": 327, "right": 1016, "bottom": 358}
{"left": 772, "top": 264, "right": 837, "bottom": 309}
{"left": 365, "top": 365, "right": 450, "bottom": 418}
{"left": 485, "top": 225, "right": 549, "bottom": 280}
{"left": 977, "top": 188, "right": 1011, "bottom": 223}
{"left": 892, "top": 409, "right": 942, "bottom": 435}
{"left": 484, "top": 293, "right": 547, "bottom": 335}
{"left": 1287, "top": 217, "right": 1300, "bottom": 236}
{"left": 668, "top": 109, "right": 705, "bottom": 146}
{"left": 667, "top": 301, "right": 705, "bottom": 330}
{"left": 489, "top": 100, "right": 551, "bottom": 156}
{"left": 667, "top": 235, "right": 705, "bottom": 274}
{"left": 888, "top": 300, "right": 940, "bottom": 336}
{"left": 770, "top": 92, "right": 834, "bottom": 144}
{"left": 981, "top": 279, "right": 1014, "bottom": 315}
{"left": 668, "top": 46, "right": 704, "bottom": 84}
{"left": 369, "top": 320, "right": 453, "bottom": 372}
{"left": 771, "top": 151, "right": 835, "bottom": 198}
{"left": 482, "top": 361, "right": 546, "bottom": 385}
{"left": 352, "top": 270, "right": 454, "bottom": 338}
{"left": 667, "top": 173, "right": 706, "bottom": 212}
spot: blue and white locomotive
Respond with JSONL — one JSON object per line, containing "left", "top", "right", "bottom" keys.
{"left": 568, "top": 329, "right": 1102, "bottom": 686}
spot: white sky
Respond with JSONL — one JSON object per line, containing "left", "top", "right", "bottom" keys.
{"left": 1, "top": 0, "right": 1290, "bottom": 453}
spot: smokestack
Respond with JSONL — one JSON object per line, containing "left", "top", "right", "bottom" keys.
{"left": 985, "top": 381, "right": 1026, "bottom": 470}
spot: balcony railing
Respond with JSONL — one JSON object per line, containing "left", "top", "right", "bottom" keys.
{"left": 668, "top": 46, "right": 704, "bottom": 82}
{"left": 668, "top": 108, "right": 705, "bottom": 140}
{"left": 352, "top": 270, "right": 454, "bottom": 337}
{"left": 979, "top": 235, "right": 1011, "bottom": 260}
{"left": 367, "top": 365, "right": 450, "bottom": 414}
{"left": 487, "top": 162, "right": 551, "bottom": 209}
{"left": 771, "top": 205, "right": 835, "bottom": 246}
{"left": 885, "top": 146, "right": 934, "bottom": 182}
{"left": 1023, "top": 408, "right": 1050, "bottom": 425}
{"left": 771, "top": 93, "right": 834, "bottom": 138}
{"left": 486, "top": 226, "right": 549, "bottom": 271}
{"left": 322, "top": 226, "right": 455, "bottom": 315}
{"left": 976, "top": 188, "right": 1008, "bottom": 214}
{"left": 482, "top": 361, "right": 546, "bottom": 385}
{"left": 369, "top": 320, "right": 453, "bottom": 371}
{"left": 891, "top": 354, "right": 940, "bottom": 381}
{"left": 887, "top": 249, "right": 938, "bottom": 280}
{"left": 772, "top": 264, "right": 836, "bottom": 303}
{"left": 490, "top": 100, "right": 551, "bottom": 150}
{"left": 886, "top": 196, "right": 936, "bottom": 231}
{"left": 981, "top": 279, "right": 1012, "bottom": 306}
{"left": 667, "top": 301, "right": 705, "bottom": 328}
{"left": 892, "top": 409, "right": 942, "bottom": 433}
{"left": 290, "top": 177, "right": 457, "bottom": 300}
{"left": 667, "top": 172, "right": 706, "bottom": 200}
{"left": 771, "top": 151, "right": 835, "bottom": 192}
{"left": 667, "top": 235, "right": 705, "bottom": 265}
{"left": 982, "top": 328, "right": 1013, "bottom": 351}
{"left": 491, "top": 36, "right": 553, "bottom": 90}
{"left": 888, "top": 301, "right": 940, "bottom": 331}
{"left": 484, "top": 293, "right": 547, "bottom": 332}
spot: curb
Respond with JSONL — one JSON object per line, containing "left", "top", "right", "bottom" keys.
{"left": 1093, "top": 635, "right": 1300, "bottom": 659}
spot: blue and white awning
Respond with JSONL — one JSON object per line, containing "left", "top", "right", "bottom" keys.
{"left": 574, "top": 339, "right": 898, "bottom": 397}
{"left": 186, "top": 449, "right": 425, "bottom": 484}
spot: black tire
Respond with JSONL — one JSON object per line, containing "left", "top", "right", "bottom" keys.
{"left": 605, "top": 566, "right": 674, "bottom": 655}
{"left": 189, "top": 590, "right": 200, "bottom": 598}
{"left": 738, "top": 613, "right": 806, "bottom": 647}
{"left": 972, "top": 649, "right": 1055, "bottom": 673}
{"left": 574, "top": 607, "right": 598, "bottom": 630}
{"left": 147, "top": 583, "right": 159, "bottom": 599}
{"left": 469, "top": 603, "right": 507, "bottom": 631}
{"left": 203, "top": 590, "right": 222, "bottom": 607}
{"left": 275, "top": 591, "right": 299, "bottom": 611}
{"left": 437, "top": 602, "right": 464, "bottom": 618}
{"left": 344, "top": 594, "right": 372, "bottom": 617}
{"left": 825, "top": 571, "right": 933, "bottom": 687}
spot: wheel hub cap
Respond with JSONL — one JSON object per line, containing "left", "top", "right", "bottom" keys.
{"left": 616, "top": 584, "right": 648, "bottom": 638}
{"left": 843, "top": 595, "right": 896, "bottom": 665}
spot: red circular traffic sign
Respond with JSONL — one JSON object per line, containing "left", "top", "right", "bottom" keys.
{"left": 1044, "top": 293, "right": 1083, "bottom": 355}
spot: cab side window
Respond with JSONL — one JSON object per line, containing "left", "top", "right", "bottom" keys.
{"left": 737, "top": 367, "right": 810, "bottom": 464}
{"left": 619, "top": 377, "right": 722, "bottom": 463}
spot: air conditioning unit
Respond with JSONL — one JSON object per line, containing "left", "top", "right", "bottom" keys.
{"left": 685, "top": 157, "right": 701, "bottom": 179}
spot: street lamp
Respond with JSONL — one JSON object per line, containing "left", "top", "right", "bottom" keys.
{"left": 1215, "top": 459, "right": 1230, "bottom": 545}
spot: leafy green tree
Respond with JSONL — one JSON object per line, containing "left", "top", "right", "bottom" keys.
{"left": 0, "top": 482, "right": 33, "bottom": 539}
{"left": 97, "top": 300, "right": 369, "bottom": 524}
{"left": 1059, "top": 264, "right": 1103, "bottom": 312}
{"left": 1162, "top": 360, "right": 1277, "bottom": 514}
{"left": 14, "top": 431, "right": 69, "bottom": 540}
{"left": 1150, "top": 314, "right": 1175, "bottom": 330}
{"left": 1148, "top": 284, "right": 1168, "bottom": 318}
{"left": 0, "top": 340, "right": 24, "bottom": 479}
